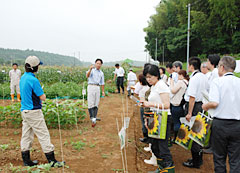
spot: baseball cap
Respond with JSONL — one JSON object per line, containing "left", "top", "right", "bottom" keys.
{"left": 25, "top": 56, "right": 43, "bottom": 69}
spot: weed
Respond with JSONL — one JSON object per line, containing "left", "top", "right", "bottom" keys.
{"left": 101, "top": 154, "right": 109, "bottom": 159}
{"left": 71, "top": 140, "right": 86, "bottom": 151}
{"left": 0, "top": 144, "right": 9, "bottom": 151}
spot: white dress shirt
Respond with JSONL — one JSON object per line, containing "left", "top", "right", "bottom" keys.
{"left": 209, "top": 73, "right": 240, "bottom": 120}
{"left": 139, "top": 85, "right": 150, "bottom": 99}
{"left": 134, "top": 82, "right": 143, "bottom": 95}
{"left": 184, "top": 71, "right": 208, "bottom": 102}
{"left": 114, "top": 67, "right": 125, "bottom": 77}
{"left": 127, "top": 71, "right": 137, "bottom": 81}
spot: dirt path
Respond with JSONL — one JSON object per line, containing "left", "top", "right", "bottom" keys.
{"left": 0, "top": 94, "right": 217, "bottom": 172}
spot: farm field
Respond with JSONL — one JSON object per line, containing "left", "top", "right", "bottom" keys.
{"left": 0, "top": 92, "right": 219, "bottom": 173}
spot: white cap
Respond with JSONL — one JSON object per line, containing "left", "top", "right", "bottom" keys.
{"left": 25, "top": 56, "right": 43, "bottom": 69}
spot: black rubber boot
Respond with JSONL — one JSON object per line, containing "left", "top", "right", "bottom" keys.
{"left": 127, "top": 90, "right": 131, "bottom": 96}
{"left": 93, "top": 107, "right": 101, "bottom": 121}
{"left": 45, "top": 151, "right": 65, "bottom": 167}
{"left": 183, "top": 151, "right": 202, "bottom": 168}
{"left": 88, "top": 108, "right": 94, "bottom": 119}
{"left": 21, "top": 151, "right": 38, "bottom": 166}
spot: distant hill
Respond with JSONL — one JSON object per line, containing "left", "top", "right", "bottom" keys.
{"left": 0, "top": 48, "right": 147, "bottom": 67}
{"left": 0, "top": 48, "right": 87, "bottom": 66}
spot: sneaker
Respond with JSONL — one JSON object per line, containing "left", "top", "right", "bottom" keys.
{"left": 144, "top": 144, "right": 152, "bottom": 152}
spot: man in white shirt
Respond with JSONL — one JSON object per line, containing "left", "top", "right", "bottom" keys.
{"left": 202, "top": 56, "right": 240, "bottom": 173}
{"left": 9, "top": 63, "right": 21, "bottom": 102}
{"left": 113, "top": 64, "right": 125, "bottom": 94}
{"left": 207, "top": 54, "right": 220, "bottom": 88}
{"left": 204, "top": 54, "right": 220, "bottom": 154}
{"left": 127, "top": 69, "right": 137, "bottom": 96}
{"left": 183, "top": 57, "right": 208, "bottom": 169}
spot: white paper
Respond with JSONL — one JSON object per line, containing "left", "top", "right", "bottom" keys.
{"left": 82, "top": 89, "right": 86, "bottom": 95}
{"left": 124, "top": 117, "right": 130, "bottom": 129}
{"left": 118, "top": 127, "right": 126, "bottom": 149}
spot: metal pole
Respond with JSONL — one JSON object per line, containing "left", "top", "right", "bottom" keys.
{"left": 162, "top": 45, "right": 164, "bottom": 65}
{"left": 155, "top": 38, "right": 157, "bottom": 61}
{"left": 187, "top": 3, "right": 191, "bottom": 72}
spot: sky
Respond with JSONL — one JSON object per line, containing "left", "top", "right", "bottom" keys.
{"left": 0, "top": 0, "right": 159, "bottom": 63}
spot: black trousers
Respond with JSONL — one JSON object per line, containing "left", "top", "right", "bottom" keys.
{"left": 212, "top": 118, "right": 240, "bottom": 173}
{"left": 116, "top": 77, "right": 124, "bottom": 93}
{"left": 150, "top": 116, "right": 173, "bottom": 164}
{"left": 184, "top": 102, "right": 203, "bottom": 164}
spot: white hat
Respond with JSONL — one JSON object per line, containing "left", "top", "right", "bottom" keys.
{"left": 25, "top": 56, "right": 43, "bottom": 69}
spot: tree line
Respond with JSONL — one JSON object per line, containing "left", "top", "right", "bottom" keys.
{"left": 144, "top": 0, "right": 240, "bottom": 62}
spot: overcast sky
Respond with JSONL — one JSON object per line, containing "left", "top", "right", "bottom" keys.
{"left": 0, "top": 0, "right": 159, "bottom": 63}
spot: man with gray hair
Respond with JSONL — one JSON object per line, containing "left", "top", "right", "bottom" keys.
{"left": 172, "top": 61, "right": 183, "bottom": 73}
{"left": 202, "top": 56, "right": 240, "bottom": 172}
{"left": 201, "top": 62, "right": 211, "bottom": 79}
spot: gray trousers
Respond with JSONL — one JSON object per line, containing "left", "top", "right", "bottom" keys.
{"left": 212, "top": 118, "right": 240, "bottom": 173}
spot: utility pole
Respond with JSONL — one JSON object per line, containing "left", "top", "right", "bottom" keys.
{"left": 187, "top": 3, "right": 191, "bottom": 72}
{"left": 155, "top": 38, "right": 157, "bottom": 61}
{"left": 162, "top": 45, "right": 164, "bottom": 65}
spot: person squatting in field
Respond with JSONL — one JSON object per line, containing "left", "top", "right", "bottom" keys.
{"left": 20, "top": 56, "right": 64, "bottom": 167}
{"left": 9, "top": 63, "right": 21, "bottom": 102}
{"left": 86, "top": 59, "right": 105, "bottom": 127}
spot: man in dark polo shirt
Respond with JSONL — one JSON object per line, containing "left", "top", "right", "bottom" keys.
{"left": 20, "top": 56, "right": 64, "bottom": 167}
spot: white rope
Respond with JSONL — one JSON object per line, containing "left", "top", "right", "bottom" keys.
{"left": 56, "top": 97, "right": 64, "bottom": 172}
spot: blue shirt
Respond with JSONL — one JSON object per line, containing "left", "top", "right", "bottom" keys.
{"left": 87, "top": 68, "right": 105, "bottom": 85}
{"left": 20, "top": 72, "right": 44, "bottom": 111}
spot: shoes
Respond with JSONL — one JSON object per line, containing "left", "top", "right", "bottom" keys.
{"left": 203, "top": 147, "right": 213, "bottom": 154}
{"left": 96, "top": 117, "right": 101, "bottom": 121}
{"left": 91, "top": 118, "right": 96, "bottom": 128}
{"left": 183, "top": 159, "right": 200, "bottom": 169}
{"left": 144, "top": 153, "right": 157, "bottom": 166}
{"left": 11, "top": 94, "right": 14, "bottom": 102}
{"left": 17, "top": 94, "right": 21, "bottom": 102}
{"left": 139, "top": 137, "right": 149, "bottom": 144}
{"left": 144, "top": 144, "right": 152, "bottom": 152}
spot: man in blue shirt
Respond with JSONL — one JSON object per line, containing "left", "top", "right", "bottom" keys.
{"left": 86, "top": 59, "right": 105, "bottom": 127}
{"left": 20, "top": 56, "right": 64, "bottom": 167}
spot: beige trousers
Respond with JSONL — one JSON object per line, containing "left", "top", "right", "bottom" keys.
{"left": 87, "top": 85, "right": 100, "bottom": 109}
{"left": 10, "top": 83, "right": 20, "bottom": 94}
{"left": 21, "top": 109, "right": 54, "bottom": 153}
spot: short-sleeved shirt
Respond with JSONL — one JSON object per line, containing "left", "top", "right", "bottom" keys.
{"left": 209, "top": 72, "right": 240, "bottom": 120}
{"left": 207, "top": 68, "right": 219, "bottom": 91}
{"left": 139, "top": 85, "right": 150, "bottom": 99}
{"left": 127, "top": 71, "right": 137, "bottom": 81}
{"left": 20, "top": 72, "right": 44, "bottom": 111}
{"left": 167, "top": 72, "right": 178, "bottom": 86}
{"left": 9, "top": 69, "right": 21, "bottom": 85}
{"left": 184, "top": 71, "right": 208, "bottom": 102}
{"left": 87, "top": 68, "right": 105, "bottom": 85}
{"left": 148, "top": 80, "right": 170, "bottom": 112}
{"left": 134, "top": 82, "right": 143, "bottom": 95}
{"left": 114, "top": 67, "right": 125, "bottom": 77}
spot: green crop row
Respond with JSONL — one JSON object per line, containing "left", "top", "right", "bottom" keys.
{"left": 0, "top": 82, "right": 117, "bottom": 99}
{"left": 0, "top": 99, "right": 87, "bottom": 129}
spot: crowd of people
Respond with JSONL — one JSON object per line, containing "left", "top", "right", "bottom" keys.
{"left": 7, "top": 55, "right": 240, "bottom": 172}
{"left": 131, "top": 55, "right": 240, "bottom": 173}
